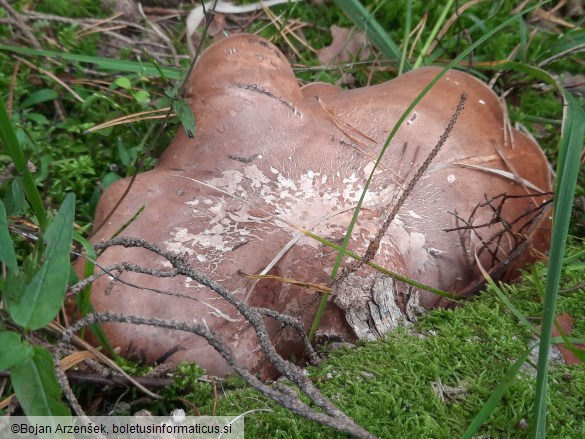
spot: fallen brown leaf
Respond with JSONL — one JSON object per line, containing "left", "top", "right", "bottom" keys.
{"left": 317, "top": 25, "right": 371, "bottom": 65}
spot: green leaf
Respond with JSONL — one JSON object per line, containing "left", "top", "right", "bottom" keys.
{"left": 6, "top": 193, "right": 75, "bottom": 330}
{"left": 0, "top": 331, "right": 33, "bottom": 371}
{"left": 133, "top": 90, "right": 150, "bottom": 104}
{"left": 0, "top": 200, "right": 17, "bottom": 272}
{"left": 165, "top": 83, "right": 180, "bottom": 99}
{"left": 172, "top": 99, "right": 196, "bottom": 138}
{"left": 3, "top": 176, "right": 26, "bottom": 215}
{"left": 114, "top": 77, "right": 132, "bottom": 90}
{"left": 19, "top": 89, "right": 59, "bottom": 109}
{"left": 25, "top": 112, "right": 51, "bottom": 125}
{"left": 10, "top": 346, "right": 71, "bottom": 416}
{"left": 117, "top": 141, "right": 132, "bottom": 167}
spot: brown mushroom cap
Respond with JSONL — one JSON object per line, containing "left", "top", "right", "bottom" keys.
{"left": 83, "top": 34, "right": 552, "bottom": 377}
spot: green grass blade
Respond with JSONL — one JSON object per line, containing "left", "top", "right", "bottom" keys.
{"left": 445, "top": 34, "right": 583, "bottom": 439}
{"left": 0, "top": 44, "right": 182, "bottom": 79}
{"left": 518, "top": 17, "right": 528, "bottom": 63}
{"left": 476, "top": 59, "right": 568, "bottom": 86}
{"left": 71, "top": 229, "right": 116, "bottom": 354}
{"left": 462, "top": 347, "right": 533, "bottom": 439}
{"left": 538, "top": 29, "right": 585, "bottom": 67}
{"left": 0, "top": 99, "right": 47, "bottom": 227}
{"left": 332, "top": 0, "right": 410, "bottom": 69}
{"left": 563, "top": 247, "right": 585, "bottom": 265}
{"left": 532, "top": 90, "right": 585, "bottom": 438}
{"left": 72, "top": 231, "right": 95, "bottom": 310}
{"left": 413, "top": 0, "right": 455, "bottom": 69}
{"left": 302, "top": 228, "right": 455, "bottom": 299}
{"left": 477, "top": 263, "right": 539, "bottom": 334}
{"left": 398, "top": 0, "right": 413, "bottom": 76}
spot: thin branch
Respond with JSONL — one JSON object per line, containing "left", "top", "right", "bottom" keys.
{"left": 0, "top": 370, "right": 173, "bottom": 389}
{"left": 64, "top": 312, "right": 376, "bottom": 438}
{"left": 92, "top": 237, "right": 346, "bottom": 419}
{"left": 0, "top": 0, "right": 42, "bottom": 49}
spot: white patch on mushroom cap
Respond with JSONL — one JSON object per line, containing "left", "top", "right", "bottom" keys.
{"left": 244, "top": 164, "right": 270, "bottom": 188}
{"left": 363, "top": 161, "right": 383, "bottom": 177}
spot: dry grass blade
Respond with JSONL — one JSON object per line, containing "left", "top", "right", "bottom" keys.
{"left": 12, "top": 55, "right": 84, "bottom": 103}
{"left": 0, "top": 394, "right": 14, "bottom": 410}
{"left": 85, "top": 108, "right": 173, "bottom": 133}
{"left": 490, "top": 139, "right": 536, "bottom": 195}
{"left": 48, "top": 322, "right": 162, "bottom": 400}
{"left": 449, "top": 162, "right": 546, "bottom": 193}
{"left": 7, "top": 59, "right": 20, "bottom": 116}
{"left": 243, "top": 207, "right": 355, "bottom": 302}
{"left": 533, "top": 6, "right": 578, "bottom": 28}
{"left": 263, "top": 6, "right": 302, "bottom": 59}
{"left": 0, "top": 0, "right": 42, "bottom": 50}
{"left": 407, "top": 11, "right": 427, "bottom": 59}
{"left": 317, "top": 96, "right": 378, "bottom": 145}
{"left": 239, "top": 272, "right": 331, "bottom": 294}
{"left": 75, "top": 12, "right": 124, "bottom": 37}
{"left": 137, "top": 2, "right": 179, "bottom": 66}
{"left": 59, "top": 351, "right": 96, "bottom": 371}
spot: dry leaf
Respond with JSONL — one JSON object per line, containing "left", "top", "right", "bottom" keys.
{"left": 317, "top": 25, "right": 371, "bottom": 65}
{"left": 553, "top": 313, "right": 585, "bottom": 365}
{"left": 538, "top": 313, "right": 585, "bottom": 365}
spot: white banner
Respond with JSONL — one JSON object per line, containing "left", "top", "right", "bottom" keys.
{"left": 0, "top": 416, "right": 244, "bottom": 438}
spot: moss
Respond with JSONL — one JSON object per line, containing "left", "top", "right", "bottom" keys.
{"left": 200, "top": 244, "right": 585, "bottom": 437}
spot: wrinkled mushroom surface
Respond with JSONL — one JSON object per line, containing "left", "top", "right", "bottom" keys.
{"left": 84, "top": 34, "right": 552, "bottom": 377}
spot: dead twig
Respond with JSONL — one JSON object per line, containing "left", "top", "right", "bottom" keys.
{"left": 0, "top": 371, "right": 174, "bottom": 389}
{"left": 0, "top": 0, "right": 42, "bottom": 49}
{"left": 64, "top": 311, "right": 376, "bottom": 438}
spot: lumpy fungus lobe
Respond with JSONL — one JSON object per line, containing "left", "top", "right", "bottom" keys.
{"left": 82, "top": 34, "right": 552, "bottom": 378}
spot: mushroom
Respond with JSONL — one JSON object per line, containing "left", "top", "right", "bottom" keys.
{"left": 82, "top": 34, "right": 552, "bottom": 378}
